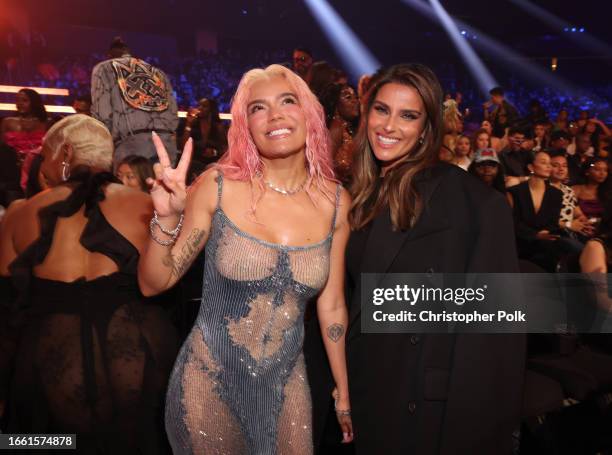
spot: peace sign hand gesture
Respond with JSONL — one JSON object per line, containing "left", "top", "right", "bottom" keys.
{"left": 147, "top": 132, "right": 193, "bottom": 217}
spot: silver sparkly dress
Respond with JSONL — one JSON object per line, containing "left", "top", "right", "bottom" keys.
{"left": 165, "top": 175, "right": 340, "bottom": 454}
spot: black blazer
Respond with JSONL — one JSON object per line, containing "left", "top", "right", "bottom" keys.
{"left": 508, "top": 180, "right": 563, "bottom": 242}
{"left": 304, "top": 164, "right": 526, "bottom": 455}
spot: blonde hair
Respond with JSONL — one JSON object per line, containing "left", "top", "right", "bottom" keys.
{"left": 44, "top": 114, "right": 113, "bottom": 171}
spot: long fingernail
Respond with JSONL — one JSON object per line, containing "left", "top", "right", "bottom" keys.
{"left": 152, "top": 131, "right": 158, "bottom": 137}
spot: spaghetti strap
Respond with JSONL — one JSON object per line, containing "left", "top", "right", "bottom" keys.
{"left": 330, "top": 184, "right": 343, "bottom": 231}
{"left": 216, "top": 171, "right": 224, "bottom": 208}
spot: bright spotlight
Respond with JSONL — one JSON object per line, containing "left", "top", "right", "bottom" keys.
{"left": 427, "top": 0, "right": 498, "bottom": 96}
{"left": 509, "top": 0, "right": 611, "bottom": 56}
{"left": 402, "top": 0, "right": 577, "bottom": 94}
{"left": 303, "top": 0, "right": 380, "bottom": 79}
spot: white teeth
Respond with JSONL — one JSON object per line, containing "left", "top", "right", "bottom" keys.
{"left": 378, "top": 134, "right": 399, "bottom": 144}
{"left": 268, "top": 128, "right": 291, "bottom": 137}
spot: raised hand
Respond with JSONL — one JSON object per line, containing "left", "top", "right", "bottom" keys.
{"left": 147, "top": 132, "right": 193, "bottom": 217}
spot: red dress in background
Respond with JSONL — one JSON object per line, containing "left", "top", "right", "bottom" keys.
{"left": 4, "top": 130, "right": 45, "bottom": 189}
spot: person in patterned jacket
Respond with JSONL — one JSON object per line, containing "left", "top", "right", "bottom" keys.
{"left": 91, "top": 37, "right": 178, "bottom": 168}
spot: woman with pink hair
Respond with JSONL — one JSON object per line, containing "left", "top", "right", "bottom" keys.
{"left": 138, "top": 64, "right": 353, "bottom": 454}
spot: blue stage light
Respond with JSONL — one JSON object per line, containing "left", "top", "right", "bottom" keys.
{"left": 303, "top": 0, "right": 380, "bottom": 79}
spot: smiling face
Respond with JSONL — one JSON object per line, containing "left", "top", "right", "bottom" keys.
{"left": 366, "top": 82, "right": 426, "bottom": 170}
{"left": 246, "top": 75, "right": 307, "bottom": 160}
{"left": 336, "top": 85, "right": 359, "bottom": 121}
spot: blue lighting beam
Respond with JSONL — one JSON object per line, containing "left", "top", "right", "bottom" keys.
{"left": 402, "top": 0, "right": 577, "bottom": 94}
{"left": 303, "top": 0, "right": 380, "bottom": 79}
{"left": 508, "top": 0, "right": 612, "bottom": 57}
{"left": 428, "top": 0, "right": 498, "bottom": 96}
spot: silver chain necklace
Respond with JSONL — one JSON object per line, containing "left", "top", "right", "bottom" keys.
{"left": 262, "top": 175, "right": 308, "bottom": 196}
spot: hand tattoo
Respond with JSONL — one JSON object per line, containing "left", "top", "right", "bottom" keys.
{"left": 162, "top": 228, "right": 206, "bottom": 278}
{"left": 327, "top": 323, "right": 345, "bottom": 342}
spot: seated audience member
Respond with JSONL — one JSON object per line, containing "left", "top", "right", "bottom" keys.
{"left": 553, "top": 109, "right": 570, "bottom": 132}
{"left": 549, "top": 153, "right": 594, "bottom": 239}
{"left": 580, "top": 211, "right": 612, "bottom": 313}
{"left": 583, "top": 118, "right": 611, "bottom": 152}
{"left": 499, "top": 127, "right": 531, "bottom": 186}
{"left": 507, "top": 150, "right": 571, "bottom": 271}
{"left": 452, "top": 134, "right": 472, "bottom": 170}
{"left": 115, "top": 155, "right": 155, "bottom": 192}
{"left": 572, "top": 157, "right": 609, "bottom": 226}
{"left": 472, "top": 128, "right": 492, "bottom": 152}
{"left": 566, "top": 133, "right": 594, "bottom": 185}
{"left": 480, "top": 120, "right": 503, "bottom": 151}
{"left": 468, "top": 148, "right": 506, "bottom": 195}
{"left": 72, "top": 96, "right": 92, "bottom": 116}
{"left": 532, "top": 121, "right": 549, "bottom": 152}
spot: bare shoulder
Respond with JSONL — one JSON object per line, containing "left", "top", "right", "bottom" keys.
{"left": 188, "top": 167, "right": 220, "bottom": 214}
{"left": 571, "top": 184, "right": 584, "bottom": 197}
{"left": 320, "top": 179, "right": 351, "bottom": 227}
{"left": 103, "top": 183, "right": 153, "bottom": 217}
{"left": 1, "top": 117, "right": 18, "bottom": 132}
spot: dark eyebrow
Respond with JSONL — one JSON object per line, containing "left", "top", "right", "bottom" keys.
{"left": 247, "top": 92, "right": 298, "bottom": 110}
{"left": 372, "top": 99, "right": 422, "bottom": 116}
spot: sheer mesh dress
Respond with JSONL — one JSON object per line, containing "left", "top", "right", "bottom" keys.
{"left": 2, "top": 172, "right": 179, "bottom": 454}
{"left": 165, "top": 175, "right": 340, "bottom": 455}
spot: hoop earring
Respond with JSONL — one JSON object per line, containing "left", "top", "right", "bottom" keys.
{"left": 61, "top": 161, "right": 71, "bottom": 182}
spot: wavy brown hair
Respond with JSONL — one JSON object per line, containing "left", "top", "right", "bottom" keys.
{"left": 349, "top": 63, "right": 444, "bottom": 231}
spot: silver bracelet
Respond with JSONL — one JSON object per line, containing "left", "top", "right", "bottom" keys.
{"left": 149, "top": 227, "right": 177, "bottom": 246}
{"left": 334, "top": 397, "right": 351, "bottom": 416}
{"left": 152, "top": 211, "right": 184, "bottom": 236}
{"left": 149, "top": 211, "right": 184, "bottom": 246}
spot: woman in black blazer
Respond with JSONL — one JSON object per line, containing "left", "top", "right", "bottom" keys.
{"left": 507, "top": 150, "right": 569, "bottom": 271}
{"left": 304, "top": 64, "right": 525, "bottom": 455}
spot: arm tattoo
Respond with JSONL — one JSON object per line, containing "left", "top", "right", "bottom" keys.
{"left": 326, "top": 323, "right": 345, "bottom": 343}
{"left": 162, "top": 228, "right": 206, "bottom": 279}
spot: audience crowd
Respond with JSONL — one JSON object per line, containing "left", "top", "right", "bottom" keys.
{"left": 1, "top": 42, "right": 612, "bottom": 454}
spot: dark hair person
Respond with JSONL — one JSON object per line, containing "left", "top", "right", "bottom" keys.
{"left": 320, "top": 83, "right": 360, "bottom": 182}
{"left": 572, "top": 157, "right": 609, "bottom": 224}
{"left": 0, "top": 115, "right": 178, "bottom": 452}
{"left": 507, "top": 150, "right": 583, "bottom": 270}
{"left": 468, "top": 147, "right": 507, "bottom": 194}
{"left": 116, "top": 154, "right": 155, "bottom": 192}
{"left": 305, "top": 63, "right": 524, "bottom": 454}
{"left": 1, "top": 88, "right": 48, "bottom": 190}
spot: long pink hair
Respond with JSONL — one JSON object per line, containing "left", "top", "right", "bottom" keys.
{"left": 217, "top": 64, "right": 335, "bottom": 198}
